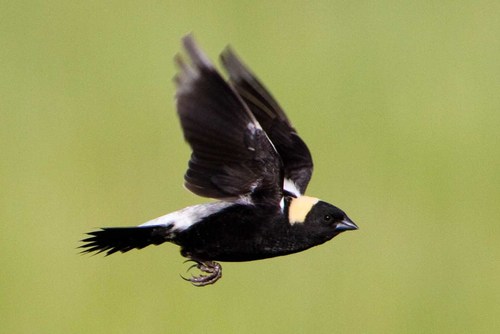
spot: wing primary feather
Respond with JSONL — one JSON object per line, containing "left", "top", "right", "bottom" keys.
{"left": 173, "top": 34, "right": 284, "bottom": 206}
{"left": 220, "top": 46, "right": 314, "bottom": 195}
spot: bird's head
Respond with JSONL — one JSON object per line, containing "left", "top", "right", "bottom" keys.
{"left": 288, "top": 196, "right": 358, "bottom": 239}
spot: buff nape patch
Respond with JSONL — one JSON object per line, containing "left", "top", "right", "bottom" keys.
{"left": 288, "top": 196, "right": 319, "bottom": 224}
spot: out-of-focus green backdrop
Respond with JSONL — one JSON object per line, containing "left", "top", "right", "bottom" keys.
{"left": 1, "top": 1, "right": 499, "bottom": 333}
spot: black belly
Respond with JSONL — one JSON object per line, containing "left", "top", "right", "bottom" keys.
{"left": 172, "top": 205, "right": 316, "bottom": 262}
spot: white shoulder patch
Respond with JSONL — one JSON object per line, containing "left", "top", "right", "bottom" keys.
{"left": 288, "top": 196, "right": 319, "bottom": 224}
{"left": 139, "top": 201, "right": 234, "bottom": 231}
{"left": 284, "top": 178, "right": 301, "bottom": 197}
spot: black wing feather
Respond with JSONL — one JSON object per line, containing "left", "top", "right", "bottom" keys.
{"left": 175, "top": 35, "right": 283, "bottom": 206}
{"left": 220, "top": 48, "right": 313, "bottom": 195}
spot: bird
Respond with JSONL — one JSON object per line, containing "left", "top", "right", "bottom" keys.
{"left": 80, "top": 34, "right": 358, "bottom": 286}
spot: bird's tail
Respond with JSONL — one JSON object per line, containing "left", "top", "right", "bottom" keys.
{"left": 80, "top": 225, "right": 174, "bottom": 256}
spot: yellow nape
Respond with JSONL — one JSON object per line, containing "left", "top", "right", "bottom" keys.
{"left": 288, "top": 196, "right": 319, "bottom": 224}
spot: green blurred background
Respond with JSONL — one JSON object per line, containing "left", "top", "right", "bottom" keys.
{"left": 1, "top": 1, "right": 499, "bottom": 333}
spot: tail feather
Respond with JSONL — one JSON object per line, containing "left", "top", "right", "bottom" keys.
{"left": 80, "top": 225, "right": 173, "bottom": 256}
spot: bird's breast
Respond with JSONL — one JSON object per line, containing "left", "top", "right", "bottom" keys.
{"left": 175, "top": 205, "right": 323, "bottom": 262}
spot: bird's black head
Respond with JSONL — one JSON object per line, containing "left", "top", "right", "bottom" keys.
{"left": 288, "top": 196, "right": 358, "bottom": 241}
{"left": 308, "top": 200, "right": 357, "bottom": 231}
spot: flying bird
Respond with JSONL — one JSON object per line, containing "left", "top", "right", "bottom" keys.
{"left": 81, "top": 35, "right": 358, "bottom": 286}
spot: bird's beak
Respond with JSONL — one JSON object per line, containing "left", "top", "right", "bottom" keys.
{"left": 335, "top": 216, "right": 358, "bottom": 231}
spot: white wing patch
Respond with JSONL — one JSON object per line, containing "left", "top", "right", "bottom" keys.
{"left": 140, "top": 201, "right": 235, "bottom": 231}
{"left": 284, "top": 178, "right": 302, "bottom": 197}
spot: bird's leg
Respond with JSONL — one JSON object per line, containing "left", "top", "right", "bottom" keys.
{"left": 181, "top": 260, "right": 222, "bottom": 286}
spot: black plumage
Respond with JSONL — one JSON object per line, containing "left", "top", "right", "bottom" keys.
{"left": 81, "top": 35, "right": 358, "bottom": 286}
{"left": 220, "top": 47, "right": 313, "bottom": 194}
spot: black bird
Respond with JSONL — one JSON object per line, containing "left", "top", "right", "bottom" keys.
{"left": 81, "top": 35, "right": 358, "bottom": 286}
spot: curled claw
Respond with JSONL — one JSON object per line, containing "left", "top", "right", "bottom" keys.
{"left": 182, "top": 260, "right": 199, "bottom": 272}
{"left": 180, "top": 260, "right": 222, "bottom": 286}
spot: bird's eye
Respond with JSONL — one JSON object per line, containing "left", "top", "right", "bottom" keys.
{"left": 324, "top": 215, "right": 332, "bottom": 222}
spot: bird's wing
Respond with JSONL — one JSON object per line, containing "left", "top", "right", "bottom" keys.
{"left": 220, "top": 47, "right": 313, "bottom": 196}
{"left": 175, "top": 35, "right": 283, "bottom": 206}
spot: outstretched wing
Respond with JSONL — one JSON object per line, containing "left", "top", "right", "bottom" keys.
{"left": 220, "top": 47, "right": 313, "bottom": 196}
{"left": 175, "top": 35, "right": 283, "bottom": 206}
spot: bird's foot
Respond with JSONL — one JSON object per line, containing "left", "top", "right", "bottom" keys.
{"left": 181, "top": 260, "right": 222, "bottom": 287}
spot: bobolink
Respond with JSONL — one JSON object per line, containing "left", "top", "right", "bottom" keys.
{"left": 81, "top": 35, "right": 358, "bottom": 286}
